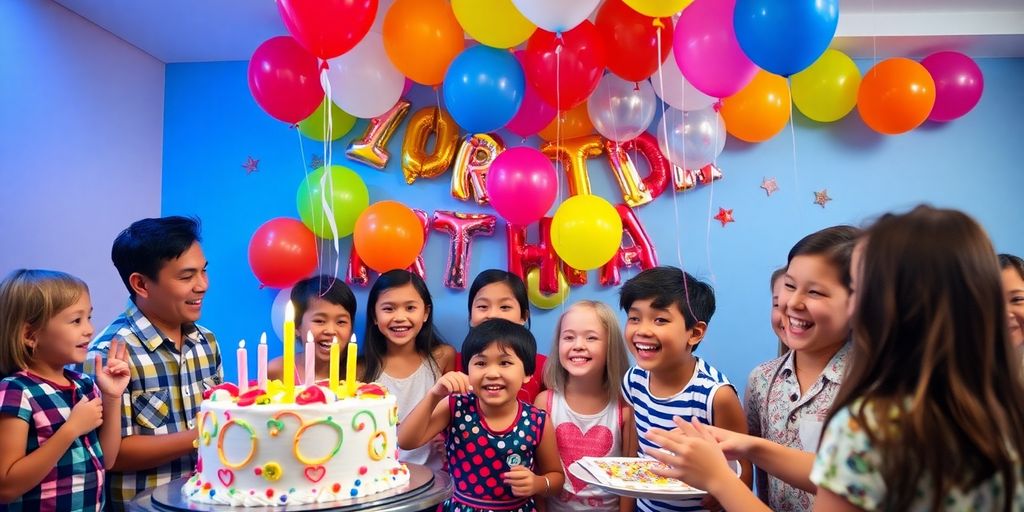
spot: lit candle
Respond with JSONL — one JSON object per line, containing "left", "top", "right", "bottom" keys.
{"left": 346, "top": 333, "right": 358, "bottom": 396}
{"left": 329, "top": 336, "right": 340, "bottom": 395}
{"left": 304, "top": 331, "right": 315, "bottom": 386}
{"left": 237, "top": 340, "right": 248, "bottom": 393}
{"left": 257, "top": 332, "right": 268, "bottom": 390}
{"left": 283, "top": 301, "right": 296, "bottom": 402}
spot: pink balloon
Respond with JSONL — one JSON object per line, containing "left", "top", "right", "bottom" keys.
{"left": 505, "top": 51, "right": 557, "bottom": 138}
{"left": 487, "top": 147, "right": 557, "bottom": 226}
{"left": 673, "top": 0, "right": 757, "bottom": 98}
{"left": 248, "top": 36, "right": 324, "bottom": 124}
{"left": 921, "top": 51, "right": 984, "bottom": 122}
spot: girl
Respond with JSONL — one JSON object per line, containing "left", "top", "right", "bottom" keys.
{"left": 398, "top": 319, "right": 564, "bottom": 512}
{"left": 648, "top": 206, "right": 1024, "bottom": 511}
{"left": 999, "top": 253, "right": 1024, "bottom": 347}
{"left": 0, "top": 269, "right": 131, "bottom": 510}
{"left": 362, "top": 269, "right": 456, "bottom": 470}
{"left": 467, "top": 269, "right": 546, "bottom": 402}
{"left": 744, "top": 226, "right": 859, "bottom": 511}
{"left": 769, "top": 267, "right": 788, "bottom": 357}
{"left": 268, "top": 275, "right": 358, "bottom": 383}
{"left": 535, "top": 301, "right": 635, "bottom": 512}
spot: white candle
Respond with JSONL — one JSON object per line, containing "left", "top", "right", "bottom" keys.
{"left": 237, "top": 339, "right": 248, "bottom": 393}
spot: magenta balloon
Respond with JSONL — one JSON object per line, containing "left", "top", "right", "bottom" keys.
{"left": 673, "top": 0, "right": 757, "bottom": 98}
{"left": 921, "top": 51, "right": 984, "bottom": 122}
{"left": 486, "top": 147, "right": 557, "bottom": 226}
{"left": 506, "top": 51, "right": 558, "bottom": 138}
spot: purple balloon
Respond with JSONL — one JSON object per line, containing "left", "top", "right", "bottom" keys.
{"left": 921, "top": 51, "right": 984, "bottom": 122}
{"left": 673, "top": 0, "right": 758, "bottom": 98}
{"left": 486, "top": 147, "right": 557, "bottom": 226}
{"left": 505, "top": 51, "right": 558, "bottom": 138}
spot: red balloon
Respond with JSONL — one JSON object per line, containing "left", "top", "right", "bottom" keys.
{"left": 523, "top": 22, "right": 607, "bottom": 110}
{"left": 276, "top": 0, "right": 378, "bottom": 60}
{"left": 595, "top": 0, "right": 673, "bottom": 82}
{"left": 248, "top": 218, "right": 318, "bottom": 288}
{"left": 247, "top": 36, "right": 324, "bottom": 124}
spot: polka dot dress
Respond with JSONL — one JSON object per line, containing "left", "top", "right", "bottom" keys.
{"left": 443, "top": 393, "right": 547, "bottom": 512}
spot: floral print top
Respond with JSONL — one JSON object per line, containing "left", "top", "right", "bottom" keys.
{"left": 811, "top": 400, "right": 1024, "bottom": 511}
{"left": 744, "top": 342, "right": 850, "bottom": 511}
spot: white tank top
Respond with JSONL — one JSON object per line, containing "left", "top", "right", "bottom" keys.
{"left": 377, "top": 359, "right": 444, "bottom": 470}
{"left": 547, "top": 391, "right": 622, "bottom": 512}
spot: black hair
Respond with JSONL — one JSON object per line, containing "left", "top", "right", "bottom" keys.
{"left": 111, "top": 216, "right": 202, "bottom": 298}
{"left": 290, "top": 275, "right": 357, "bottom": 324}
{"left": 999, "top": 253, "right": 1024, "bottom": 281}
{"left": 362, "top": 269, "right": 447, "bottom": 381}
{"left": 787, "top": 225, "right": 862, "bottom": 290}
{"left": 619, "top": 266, "right": 716, "bottom": 330}
{"left": 461, "top": 318, "right": 537, "bottom": 376}
{"left": 467, "top": 269, "right": 531, "bottom": 324}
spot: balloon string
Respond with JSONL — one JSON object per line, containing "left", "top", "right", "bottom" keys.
{"left": 555, "top": 37, "right": 566, "bottom": 315}
{"left": 320, "top": 68, "right": 341, "bottom": 287}
{"left": 787, "top": 77, "right": 801, "bottom": 201}
{"left": 655, "top": 25, "right": 684, "bottom": 270}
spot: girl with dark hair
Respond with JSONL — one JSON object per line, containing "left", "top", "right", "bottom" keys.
{"left": 999, "top": 253, "right": 1024, "bottom": 347}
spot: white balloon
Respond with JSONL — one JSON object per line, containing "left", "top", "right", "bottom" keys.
{"left": 511, "top": 0, "right": 600, "bottom": 33}
{"left": 270, "top": 286, "right": 294, "bottom": 343}
{"left": 651, "top": 55, "right": 717, "bottom": 112}
{"left": 370, "top": 0, "right": 395, "bottom": 34}
{"left": 657, "top": 106, "right": 726, "bottom": 171}
{"left": 325, "top": 32, "right": 404, "bottom": 119}
{"left": 587, "top": 74, "right": 656, "bottom": 142}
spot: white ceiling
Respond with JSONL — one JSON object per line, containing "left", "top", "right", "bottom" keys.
{"left": 53, "top": 0, "right": 1024, "bottom": 64}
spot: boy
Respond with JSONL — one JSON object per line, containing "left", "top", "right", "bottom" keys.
{"left": 267, "top": 275, "right": 357, "bottom": 382}
{"left": 619, "top": 266, "right": 751, "bottom": 512}
{"left": 85, "top": 216, "right": 221, "bottom": 510}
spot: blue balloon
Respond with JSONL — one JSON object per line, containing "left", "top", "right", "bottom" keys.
{"left": 443, "top": 46, "right": 525, "bottom": 133}
{"left": 734, "top": 0, "right": 839, "bottom": 77}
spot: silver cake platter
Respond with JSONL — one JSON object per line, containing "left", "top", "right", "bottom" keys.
{"left": 128, "top": 464, "right": 450, "bottom": 512}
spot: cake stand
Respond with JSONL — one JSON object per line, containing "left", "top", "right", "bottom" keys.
{"left": 127, "top": 464, "right": 451, "bottom": 512}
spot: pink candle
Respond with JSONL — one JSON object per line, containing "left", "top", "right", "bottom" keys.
{"left": 237, "top": 340, "right": 249, "bottom": 393}
{"left": 304, "top": 331, "right": 315, "bottom": 386}
{"left": 257, "top": 332, "right": 268, "bottom": 389}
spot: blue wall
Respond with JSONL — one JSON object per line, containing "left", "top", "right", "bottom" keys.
{"left": 162, "top": 59, "right": 1024, "bottom": 395}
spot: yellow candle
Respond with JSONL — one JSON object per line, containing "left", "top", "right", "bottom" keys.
{"left": 346, "top": 334, "right": 358, "bottom": 396}
{"left": 329, "top": 336, "right": 340, "bottom": 395}
{"left": 283, "top": 301, "right": 295, "bottom": 402}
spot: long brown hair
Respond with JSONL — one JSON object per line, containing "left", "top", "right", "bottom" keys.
{"left": 827, "top": 205, "right": 1024, "bottom": 511}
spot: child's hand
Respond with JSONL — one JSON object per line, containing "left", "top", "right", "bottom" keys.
{"left": 644, "top": 418, "right": 736, "bottom": 493}
{"left": 430, "top": 371, "right": 472, "bottom": 399}
{"left": 66, "top": 396, "right": 104, "bottom": 437}
{"left": 696, "top": 421, "right": 757, "bottom": 460}
{"left": 503, "top": 465, "right": 542, "bottom": 497}
{"left": 94, "top": 339, "right": 131, "bottom": 398}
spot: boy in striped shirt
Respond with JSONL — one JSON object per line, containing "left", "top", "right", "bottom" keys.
{"left": 619, "top": 267, "right": 752, "bottom": 512}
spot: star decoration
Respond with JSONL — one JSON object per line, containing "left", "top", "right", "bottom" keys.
{"left": 813, "top": 189, "right": 832, "bottom": 208}
{"left": 241, "top": 156, "right": 259, "bottom": 174}
{"left": 714, "top": 207, "right": 735, "bottom": 227}
{"left": 310, "top": 154, "right": 324, "bottom": 170}
{"left": 760, "top": 177, "right": 779, "bottom": 197}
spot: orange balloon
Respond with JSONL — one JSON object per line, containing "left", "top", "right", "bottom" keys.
{"left": 353, "top": 201, "right": 425, "bottom": 272}
{"left": 538, "top": 103, "right": 594, "bottom": 141}
{"left": 720, "top": 70, "right": 791, "bottom": 143}
{"left": 857, "top": 58, "right": 936, "bottom": 135}
{"left": 382, "top": 0, "right": 465, "bottom": 86}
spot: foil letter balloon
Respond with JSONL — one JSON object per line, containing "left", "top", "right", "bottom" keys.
{"left": 451, "top": 134, "right": 504, "bottom": 204}
{"left": 346, "top": 99, "right": 411, "bottom": 169}
{"left": 506, "top": 218, "right": 562, "bottom": 294}
{"left": 346, "top": 208, "right": 430, "bottom": 286}
{"left": 604, "top": 132, "right": 669, "bottom": 207}
{"left": 402, "top": 107, "right": 459, "bottom": 184}
{"left": 673, "top": 163, "right": 723, "bottom": 192}
{"left": 600, "top": 204, "right": 659, "bottom": 286}
{"left": 540, "top": 135, "right": 604, "bottom": 197}
{"left": 431, "top": 211, "right": 497, "bottom": 289}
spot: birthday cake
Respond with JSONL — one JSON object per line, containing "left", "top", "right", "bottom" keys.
{"left": 181, "top": 380, "right": 410, "bottom": 507}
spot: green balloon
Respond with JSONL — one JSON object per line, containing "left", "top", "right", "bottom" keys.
{"left": 298, "top": 100, "right": 356, "bottom": 141}
{"left": 296, "top": 165, "right": 369, "bottom": 239}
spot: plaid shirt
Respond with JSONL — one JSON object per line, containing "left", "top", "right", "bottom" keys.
{"left": 0, "top": 370, "right": 105, "bottom": 511}
{"left": 84, "top": 300, "right": 221, "bottom": 510}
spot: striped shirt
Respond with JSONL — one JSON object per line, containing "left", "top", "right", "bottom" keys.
{"left": 0, "top": 370, "right": 105, "bottom": 511}
{"left": 620, "top": 358, "right": 733, "bottom": 512}
{"left": 84, "top": 300, "right": 221, "bottom": 510}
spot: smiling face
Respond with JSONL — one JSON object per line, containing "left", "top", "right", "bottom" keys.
{"left": 467, "top": 342, "right": 527, "bottom": 408}
{"left": 299, "top": 298, "right": 354, "bottom": 363}
{"left": 779, "top": 254, "right": 851, "bottom": 357}
{"left": 373, "top": 283, "right": 429, "bottom": 348}
{"left": 558, "top": 306, "right": 608, "bottom": 381}
{"left": 1002, "top": 267, "right": 1024, "bottom": 347}
{"left": 134, "top": 242, "right": 208, "bottom": 333}
{"left": 624, "top": 298, "right": 703, "bottom": 374}
{"left": 470, "top": 282, "right": 526, "bottom": 327}
{"left": 29, "top": 292, "right": 94, "bottom": 368}
{"left": 771, "top": 277, "right": 787, "bottom": 346}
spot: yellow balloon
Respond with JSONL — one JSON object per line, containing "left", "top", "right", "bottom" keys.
{"left": 452, "top": 0, "right": 536, "bottom": 49}
{"left": 623, "top": 0, "right": 693, "bottom": 18}
{"left": 526, "top": 267, "right": 569, "bottom": 310}
{"left": 551, "top": 195, "right": 623, "bottom": 271}
{"left": 791, "top": 49, "right": 862, "bottom": 123}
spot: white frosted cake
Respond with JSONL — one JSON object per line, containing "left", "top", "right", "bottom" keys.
{"left": 182, "top": 380, "right": 410, "bottom": 507}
